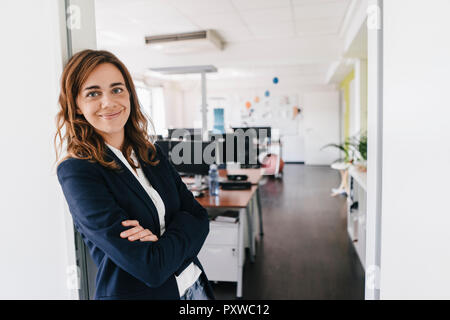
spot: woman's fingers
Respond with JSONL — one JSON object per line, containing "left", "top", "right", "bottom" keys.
{"left": 122, "top": 220, "right": 139, "bottom": 227}
{"left": 120, "top": 225, "right": 144, "bottom": 239}
{"left": 120, "top": 220, "right": 158, "bottom": 242}
{"left": 128, "top": 228, "right": 152, "bottom": 241}
{"left": 140, "top": 234, "right": 158, "bottom": 242}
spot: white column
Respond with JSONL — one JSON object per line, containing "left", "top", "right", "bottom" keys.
{"left": 0, "top": 0, "right": 97, "bottom": 300}
{"left": 0, "top": 0, "right": 80, "bottom": 299}
{"left": 380, "top": 0, "right": 450, "bottom": 299}
{"left": 365, "top": 0, "right": 383, "bottom": 300}
{"left": 201, "top": 72, "right": 208, "bottom": 139}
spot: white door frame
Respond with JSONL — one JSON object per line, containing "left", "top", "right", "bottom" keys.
{"left": 365, "top": 0, "right": 383, "bottom": 300}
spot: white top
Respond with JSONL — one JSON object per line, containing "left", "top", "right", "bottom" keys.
{"left": 331, "top": 161, "right": 351, "bottom": 171}
{"left": 106, "top": 143, "right": 202, "bottom": 297}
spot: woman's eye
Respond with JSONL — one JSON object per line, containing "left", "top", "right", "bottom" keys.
{"left": 87, "top": 91, "right": 100, "bottom": 98}
{"left": 112, "top": 87, "right": 124, "bottom": 94}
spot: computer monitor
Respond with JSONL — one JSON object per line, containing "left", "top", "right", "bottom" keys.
{"left": 151, "top": 134, "right": 164, "bottom": 141}
{"left": 210, "top": 132, "right": 259, "bottom": 167}
{"left": 159, "top": 140, "right": 220, "bottom": 176}
{"left": 232, "top": 126, "right": 271, "bottom": 142}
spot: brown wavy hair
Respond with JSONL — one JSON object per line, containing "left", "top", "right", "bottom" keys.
{"left": 54, "top": 49, "right": 159, "bottom": 170}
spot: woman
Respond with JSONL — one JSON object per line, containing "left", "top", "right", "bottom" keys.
{"left": 55, "top": 49, "right": 214, "bottom": 300}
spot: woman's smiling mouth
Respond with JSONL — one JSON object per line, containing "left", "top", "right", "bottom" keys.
{"left": 100, "top": 109, "right": 122, "bottom": 120}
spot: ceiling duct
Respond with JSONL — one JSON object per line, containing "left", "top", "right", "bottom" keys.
{"left": 144, "top": 30, "right": 224, "bottom": 54}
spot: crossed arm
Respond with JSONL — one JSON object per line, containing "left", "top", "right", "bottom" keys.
{"left": 57, "top": 156, "right": 209, "bottom": 288}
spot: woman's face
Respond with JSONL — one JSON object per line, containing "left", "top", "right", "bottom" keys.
{"left": 76, "top": 63, "right": 131, "bottom": 145}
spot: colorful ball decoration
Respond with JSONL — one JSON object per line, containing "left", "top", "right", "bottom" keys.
{"left": 273, "top": 77, "right": 279, "bottom": 84}
{"left": 245, "top": 101, "right": 251, "bottom": 109}
{"left": 264, "top": 90, "right": 270, "bottom": 97}
{"left": 254, "top": 96, "right": 260, "bottom": 103}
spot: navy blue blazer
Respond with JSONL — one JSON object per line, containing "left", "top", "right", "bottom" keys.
{"left": 57, "top": 144, "right": 214, "bottom": 300}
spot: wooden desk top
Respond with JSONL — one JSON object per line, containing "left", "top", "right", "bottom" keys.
{"left": 180, "top": 168, "right": 262, "bottom": 208}
{"left": 219, "top": 168, "right": 264, "bottom": 185}
{"left": 182, "top": 168, "right": 264, "bottom": 186}
{"left": 195, "top": 185, "right": 258, "bottom": 208}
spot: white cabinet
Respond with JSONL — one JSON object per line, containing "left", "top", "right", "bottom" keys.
{"left": 347, "top": 166, "right": 367, "bottom": 269}
{"left": 204, "top": 221, "right": 238, "bottom": 246}
{"left": 198, "top": 213, "right": 246, "bottom": 298}
{"left": 198, "top": 245, "right": 239, "bottom": 282}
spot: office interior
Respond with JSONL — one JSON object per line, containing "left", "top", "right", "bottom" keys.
{"left": 1, "top": 0, "right": 450, "bottom": 300}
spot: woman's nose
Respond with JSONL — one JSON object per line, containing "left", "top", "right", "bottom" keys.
{"left": 100, "top": 92, "right": 116, "bottom": 108}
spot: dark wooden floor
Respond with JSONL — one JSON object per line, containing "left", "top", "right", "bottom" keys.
{"left": 210, "top": 164, "right": 365, "bottom": 300}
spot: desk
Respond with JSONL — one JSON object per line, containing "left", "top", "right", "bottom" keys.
{"left": 196, "top": 186, "right": 256, "bottom": 298}
{"left": 220, "top": 168, "right": 265, "bottom": 185}
{"left": 184, "top": 168, "right": 265, "bottom": 240}
{"left": 184, "top": 169, "right": 264, "bottom": 298}
{"left": 220, "top": 168, "right": 265, "bottom": 238}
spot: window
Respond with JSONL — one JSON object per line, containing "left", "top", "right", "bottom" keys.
{"left": 134, "top": 82, "right": 166, "bottom": 136}
{"left": 149, "top": 87, "right": 166, "bottom": 136}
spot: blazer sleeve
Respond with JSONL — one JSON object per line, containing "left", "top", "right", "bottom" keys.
{"left": 155, "top": 145, "right": 210, "bottom": 276}
{"left": 57, "top": 158, "right": 208, "bottom": 288}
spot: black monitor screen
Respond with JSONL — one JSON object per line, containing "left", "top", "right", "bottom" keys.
{"left": 210, "top": 133, "right": 259, "bottom": 166}
{"left": 164, "top": 140, "right": 219, "bottom": 176}
{"left": 232, "top": 126, "right": 271, "bottom": 140}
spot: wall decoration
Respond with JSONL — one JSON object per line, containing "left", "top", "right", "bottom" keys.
{"left": 280, "top": 95, "right": 290, "bottom": 105}
{"left": 245, "top": 101, "right": 251, "bottom": 109}
{"left": 254, "top": 96, "right": 260, "bottom": 103}
{"left": 273, "top": 77, "right": 279, "bottom": 84}
{"left": 265, "top": 90, "right": 270, "bottom": 97}
{"left": 293, "top": 106, "right": 301, "bottom": 119}
{"left": 237, "top": 93, "right": 301, "bottom": 136}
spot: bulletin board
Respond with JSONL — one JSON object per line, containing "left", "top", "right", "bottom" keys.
{"left": 239, "top": 93, "right": 302, "bottom": 136}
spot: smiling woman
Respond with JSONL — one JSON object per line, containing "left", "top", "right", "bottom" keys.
{"left": 55, "top": 50, "right": 158, "bottom": 171}
{"left": 75, "top": 64, "right": 131, "bottom": 148}
{"left": 54, "top": 49, "right": 214, "bottom": 300}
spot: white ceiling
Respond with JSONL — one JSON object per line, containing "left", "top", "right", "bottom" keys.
{"left": 94, "top": 0, "right": 352, "bottom": 87}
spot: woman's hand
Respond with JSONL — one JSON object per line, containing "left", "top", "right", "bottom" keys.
{"left": 120, "top": 220, "right": 158, "bottom": 242}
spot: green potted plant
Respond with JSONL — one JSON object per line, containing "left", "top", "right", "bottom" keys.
{"left": 321, "top": 139, "right": 355, "bottom": 164}
{"left": 349, "top": 131, "right": 367, "bottom": 171}
{"left": 321, "top": 131, "right": 367, "bottom": 171}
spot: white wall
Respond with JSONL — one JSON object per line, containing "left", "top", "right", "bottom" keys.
{"left": 163, "top": 81, "right": 186, "bottom": 129}
{"left": 303, "top": 91, "right": 340, "bottom": 165}
{"left": 0, "top": 0, "right": 74, "bottom": 299}
{"left": 380, "top": 0, "right": 450, "bottom": 299}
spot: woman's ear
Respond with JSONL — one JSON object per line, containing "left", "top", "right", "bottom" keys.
{"left": 75, "top": 108, "right": 83, "bottom": 115}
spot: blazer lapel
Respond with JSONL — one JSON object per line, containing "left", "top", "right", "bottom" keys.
{"left": 105, "top": 147, "right": 161, "bottom": 235}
